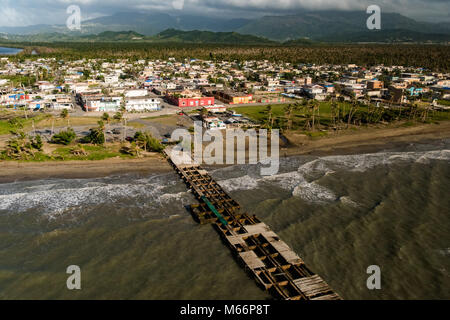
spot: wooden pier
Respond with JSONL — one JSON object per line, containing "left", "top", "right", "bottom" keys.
{"left": 164, "top": 149, "right": 341, "bottom": 300}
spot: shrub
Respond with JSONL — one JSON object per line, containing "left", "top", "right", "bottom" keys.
{"left": 82, "top": 127, "right": 105, "bottom": 145}
{"left": 51, "top": 128, "right": 76, "bottom": 145}
{"left": 134, "top": 131, "right": 164, "bottom": 153}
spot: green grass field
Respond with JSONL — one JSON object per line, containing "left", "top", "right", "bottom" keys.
{"left": 231, "top": 102, "right": 450, "bottom": 131}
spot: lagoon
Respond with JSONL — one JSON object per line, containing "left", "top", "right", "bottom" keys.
{"left": 0, "top": 46, "right": 23, "bottom": 55}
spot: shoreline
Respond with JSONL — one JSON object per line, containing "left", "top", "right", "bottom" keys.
{"left": 0, "top": 156, "right": 172, "bottom": 184}
{"left": 1, "top": 122, "right": 450, "bottom": 183}
{"left": 282, "top": 121, "right": 450, "bottom": 157}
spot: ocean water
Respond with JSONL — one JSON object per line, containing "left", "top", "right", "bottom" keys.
{"left": 0, "top": 47, "right": 23, "bottom": 55}
{"left": 0, "top": 140, "right": 449, "bottom": 300}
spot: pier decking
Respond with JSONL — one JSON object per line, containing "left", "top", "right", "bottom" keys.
{"left": 164, "top": 149, "right": 341, "bottom": 300}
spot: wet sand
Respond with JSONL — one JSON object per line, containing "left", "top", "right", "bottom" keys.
{"left": 0, "top": 155, "right": 172, "bottom": 183}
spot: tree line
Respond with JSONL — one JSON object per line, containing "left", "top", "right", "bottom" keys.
{"left": 4, "top": 42, "right": 449, "bottom": 72}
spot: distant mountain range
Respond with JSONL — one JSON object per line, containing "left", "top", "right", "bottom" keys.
{"left": 0, "top": 30, "right": 276, "bottom": 45}
{"left": 0, "top": 11, "right": 449, "bottom": 43}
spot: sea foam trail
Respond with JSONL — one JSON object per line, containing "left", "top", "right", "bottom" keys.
{"left": 0, "top": 175, "right": 190, "bottom": 216}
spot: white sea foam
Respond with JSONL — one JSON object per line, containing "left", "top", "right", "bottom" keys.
{"left": 216, "top": 149, "right": 450, "bottom": 203}
{"left": 217, "top": 175, "right": 259, "bottom": 192}
{"left": 0, "top": 176, "right": 180, "bottom": 216}
{"left": 1, "top": 149, "right": 447, "bottom": 214}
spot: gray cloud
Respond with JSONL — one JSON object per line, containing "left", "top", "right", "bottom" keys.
{"left": 0, "top": 0, "right": 449, "bottom": 26}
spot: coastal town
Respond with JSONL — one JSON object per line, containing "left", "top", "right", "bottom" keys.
{"left": 0, "top": 55, "right": 450, "bottom": 160}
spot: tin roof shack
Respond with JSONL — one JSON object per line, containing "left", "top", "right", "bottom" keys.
{"left": 203, "top": 117, "right": 226, "bottom": 130}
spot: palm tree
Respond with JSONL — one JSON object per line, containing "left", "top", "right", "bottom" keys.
{"left": 284, "top": 104, "right": 294, "bottom": 131}
{"left": 265, "top": 105, "right": 274, "bottom": 129}
{"left": 200, "top": 107, "right": 209, "bottom": 119}
{"left": 102, "top": 112, "right": 110, "bottom": 131}
{"left": 114, "top": 112, "right": 123, "bottom": 122}
{"left": 347, "top": 96, "right": 358, "bottom": 128}
{"left": 60, "top": 109, "right": 70, "bottom": 128}
{"left": 50, "top": 113, "right": 55, "bottom": 135}
{"left": 97, "top": 120, "right": 105, "bottom": 131}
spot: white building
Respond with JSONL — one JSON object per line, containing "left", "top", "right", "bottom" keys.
{"left": 52, "top": 102, "right": 73, "bottom": 110}
{"left": 203, "top": 117, "right": 226, "bottom": 130}
{"left": 125, "top": 97, "right": 161, "bottom": 112}
{"left": 86, "top": 97, "right": 121, "bottom": 112}
{"left": 125, "top": 89, "right": 148, "bottom": 98}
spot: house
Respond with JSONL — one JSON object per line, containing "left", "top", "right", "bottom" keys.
{"left": 215, "top": 91, "right": 253, "bottom": 105}
{"left": 125, "top": 89, "right": 148, "bottom": 98}
{"left": 255, "top": 95, "right": 286, "bottom": 103}
{"left": 166, "top": 90, "right": 215, "bottom": 108}
{"left": 303, "top": 85, "right": 327, "bottom": 100}
{"left": 85, "top": 97, "right": 121, "bottom": 112}
{"left": 389, "top": 86, "right": 407, "bottom": 104}
{"left": 367, "top": 80, "right": 384, "bottom": 90}
{"left": 204, "top": 105, "right": 227, "bottom": 113}
{"left": 37, "top": 81, "right": 55, "bottom": 92}
{"left": 125, "top": 97, "right": 161, "bottom": 112}
{"left": 203, "top": 117, "right": 226, "bottom": 130}
{"left": 406, "top": 87, "right": 424, "bottom": 97}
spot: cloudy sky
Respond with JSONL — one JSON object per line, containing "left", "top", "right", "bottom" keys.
{"left": 0, "top": 0, "right": 449, "bottom": 26}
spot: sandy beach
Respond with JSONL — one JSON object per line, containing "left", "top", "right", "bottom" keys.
{"left": 0, "top": 155, "right": 171, "bottom": 183}
{"left": 1, "top": 121, "right": 450, "bottom": 183}
{"left": 283, "top": 121, "right": 450, "bottom": 156}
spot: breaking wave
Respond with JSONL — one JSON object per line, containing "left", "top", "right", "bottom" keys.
{"left": 216, "top": 149, "right": 450, "bottom": 204}
{"left": 0, "top": 174, "right": 186, "bottom": 216}
{"left": 0, "top": 149, "right": 448, "bottom": 215}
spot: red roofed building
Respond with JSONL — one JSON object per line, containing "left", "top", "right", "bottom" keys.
{"left": 166, "top": 89, "right": 215, "bottom": 108}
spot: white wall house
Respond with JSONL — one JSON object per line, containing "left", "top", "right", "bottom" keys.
{"left": 125, "top": 97, "right": 161, "bottom": 112}
{"left": 203, "top": 117, "right": 226, "bottom": 130}
{"left": 52, "top": 102, "right": 73, "bottom": 110}
{"left": 125, "top": 89, "right": 148, "bottom": 98}
{"left": 86, "top": 98, "right": 121, "bottom": 112}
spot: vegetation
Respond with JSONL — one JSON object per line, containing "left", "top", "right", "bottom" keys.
{"left": 52, "top": 144, "right": 131, "bottom": 161}
{"left": 50, "top": 128, "right": 77, "bottom": 145}
{"left": 0, "top": 132, "right": 44, "bottom": 160}
{"left": 233, "top": 100, "right": 450, "bottom": 133}
{"left": 81, "top": 121, "right": 105, "bottom": 145}
{"left": 133, "top": 131, "right": 164, "bottom": 153}
{"left": 3, "top": 41, "right": 449, "bottom": 72}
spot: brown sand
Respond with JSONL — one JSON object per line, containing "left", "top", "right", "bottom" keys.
{"left": 0, "top": 155, "right": 172, "bottom": 183}
{"left": 282, "top": 121, "right": 450, "bottom": 157}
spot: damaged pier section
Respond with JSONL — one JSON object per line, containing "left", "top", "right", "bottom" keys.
{"left": 164, "top": 149, "right": 341, "bottom": 300}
